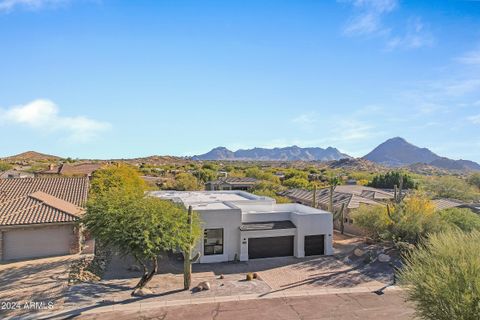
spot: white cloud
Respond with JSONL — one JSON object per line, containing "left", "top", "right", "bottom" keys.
{"left": 0, "top": 0, "right": 71, "bottom": 12}
{"left": 292, "top": 112, "right": 317, "bottom": 125}
{"left": 457, "top": 47, "right": 480, "bottom": 65}
{"left": 469, "top": 114, "right": 480, "bottom": 124}
{"left": 340, "top": 1, "right": 434, "bottom": 51}
{"left": 292, "top": 112, "right": 320, "bottom": 132}
{"left": 444, "top": 79, "right": 480, "bottom": 96}
{"left": 0, "top": 99, "right": 111, "bottom": 142}
{"left": 386, "top": 18, "right": 434, "bottom": 50}
{"left": 350, "top": 0, "right": 397, "bottom": 13}
{"left": 341, "top": 0, "right": 397, "bottom": 36}
{"left": 334, "top": 118, "right": 375, "bottom": 141}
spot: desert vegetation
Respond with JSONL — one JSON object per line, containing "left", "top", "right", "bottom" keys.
{"left": 83, "top": 164, "right": 202, "bottom": 295}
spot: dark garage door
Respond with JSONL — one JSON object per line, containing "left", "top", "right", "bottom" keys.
{"left": 304, "top": 235, "right": 325, "bottom": 256}
{"left": 248, "top": 236, "right": 294, "bottom": 259}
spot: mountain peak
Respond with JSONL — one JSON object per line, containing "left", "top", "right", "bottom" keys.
{"left": 363, "top": 137, "right": 439, "bottom": 167}
{"left": 3, "top": 151, "right": 61, "bottom": 161}
{"left": 386, "top": 137, "right": 407, "bottom": 143}
{"left": 364, "top": 137, "right": 480, "bottom": 171}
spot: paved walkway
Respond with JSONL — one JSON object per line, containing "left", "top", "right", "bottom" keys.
{"left": 36, "top": 285, "right": 402, "bottom": 319}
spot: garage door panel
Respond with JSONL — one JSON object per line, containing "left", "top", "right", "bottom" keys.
{"left": 248, "top": 236, "right": 294, "bottom": 259}
{"left": 3, "top": 225, "right": 73, "bottom": 261}
{"left": 305, "top": 235, "right": 325, "bottom": 256}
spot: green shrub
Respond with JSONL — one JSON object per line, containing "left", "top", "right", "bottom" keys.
{"left": 439, "top": 208, "right": 480, "bottom": 232}
{"left": 0, "top": 162, "right": 13, "bottom": 171}
{"left": 174, "top": 173, "right": 201, "bottom": 191}
{"left": 352, "top": 194, "right": 447, "bottom": 244}
{"left": 399, "top": 230, "right": 480, "bottom": 320}
{"left": 368, "top": 171, "right": 416, "bottom": 189}
{"left": 283, "top": 177, "right": 310, "bottom": 189}
{"left": 351, "top": 205, "right": 391, "bottom": 240}
{"left": 468, "top": 173, "right": 480, "bottom": 190}
{"left": 422, "top": 176, "right": 480, "bottom": 202}
{"left": 245, "top": 167, "right": 280, "bottom": 183}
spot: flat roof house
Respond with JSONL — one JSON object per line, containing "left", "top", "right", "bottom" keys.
{"left": 150, "top": 190, "right": 333, "bottom": 263}
{"left": 204, "top": 177, "right": 258, "bottom": 191}
{"left": 0, "top": 177, "right": 88, "bottom": 261}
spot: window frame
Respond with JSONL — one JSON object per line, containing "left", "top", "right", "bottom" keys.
{"left": 203, "top": 228, "right": 224, "bottom": 256}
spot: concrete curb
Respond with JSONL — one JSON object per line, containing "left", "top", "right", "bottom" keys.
{"left": 37, "top": 285, "right": 403, "bottom": 319}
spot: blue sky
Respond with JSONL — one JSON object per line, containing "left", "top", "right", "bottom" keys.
{"left": 1, "top": 0, "right": 480, "bottom": 161}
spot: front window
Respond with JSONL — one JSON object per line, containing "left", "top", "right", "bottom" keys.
{"left": 204, "top": 228, "right": 224, "bottom": 255}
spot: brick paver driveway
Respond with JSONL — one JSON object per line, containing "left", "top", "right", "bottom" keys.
{"left": 252, "top": 255, "right": 387, "bottom": 291}
{"left": 75, "top": 291, "right": 414, "bottom": 320}
{"left": 65, "top": 232, "right": 391, "bottom": 308}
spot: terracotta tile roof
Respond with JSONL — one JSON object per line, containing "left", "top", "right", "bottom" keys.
{"left": 0, "top": 177, "right": 89, "bottom": 226}
{"left": 39, "top": 163, "right": 103, "bottom": 176}
{"left": 30, "top": 191, "right": 84, "bottom": 217}
{"left": 59, "top": 163, "right": 103, "bottom": 176}
{"left": 0, "top": 177, "right": 89, "bottom": 206}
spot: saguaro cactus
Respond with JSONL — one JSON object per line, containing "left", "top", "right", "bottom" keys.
{"left": 183, "top": 206, "right": 200, "bottom": 290}
{"left": 328, "top": 176, "right": 340, "bottom": 212}
{"left": 333, "top": 203, "right": 346, "bottom": 234}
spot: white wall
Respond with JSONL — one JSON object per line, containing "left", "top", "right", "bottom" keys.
{"left": 241, "top": 211, "right": 291, "bottom": 223}
{"left": 290, "top": 213, "right": 334, "bottom": 256}
{"left": 191, "top": 200, "right": 333, "bottom": 263}
{"left": 196, "top": 208, "right": 242, "bottom": 263}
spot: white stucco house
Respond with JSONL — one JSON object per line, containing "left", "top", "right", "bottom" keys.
{"left": 150, "top": 190, "right": 333, "bottom": 264}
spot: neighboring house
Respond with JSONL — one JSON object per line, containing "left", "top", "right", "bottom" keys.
{"left": 0, "top": 177, "right": 89, "bottom": 261}
{"left": 38, "top": 163, "right": 103, "bottom": 177}
{"left": 0, "top": 170, "right": 35, "bottom": 179}
{"left": 333, "top": 185, "right": 394, "bottom": 202}
{"left": 151, "top": 190, "right": 333, "bottom": 263}
{"left": 279, "top": 186, "right": 393, "bottom": 235}
{"left": 205, "top": 177, "right": 258, "bottom": 191}
{"left": 433, "top": 198, "right": 480, "bottom": 214}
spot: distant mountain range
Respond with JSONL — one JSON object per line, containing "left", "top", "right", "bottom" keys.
{"left": 3, "top": 137, "right": 479, "bottom": 172}
{"left": 192, "top": 146, "right": 352, "bottom": 162}
{"left": 363, "top": 137, "right": 480, "bottom": 171}
{"left": 194, "top": 137, "right": 480, "bottom": 172}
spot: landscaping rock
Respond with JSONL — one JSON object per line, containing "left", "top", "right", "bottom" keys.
{"left": 354, "top": 248, "right": 366, "bottom": 257}
{"left": 132, "top": 287, "right": 154, "bottom": 296}
{"left": 196, "top": 281, "right": 211, "bottom": 291}
{"left": 378, "top": 254, "right": 391, "bottom": 263}
{"left": 219, "top": 274, "right": 225, "bottom": 279}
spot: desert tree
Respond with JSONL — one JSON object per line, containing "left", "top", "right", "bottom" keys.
{"left": 83, "top": 164, "right": 201, "bottom": 295}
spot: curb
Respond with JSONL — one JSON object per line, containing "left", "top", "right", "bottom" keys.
{"left": 37, "top": 285, "right": 402, "bottom": 319}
